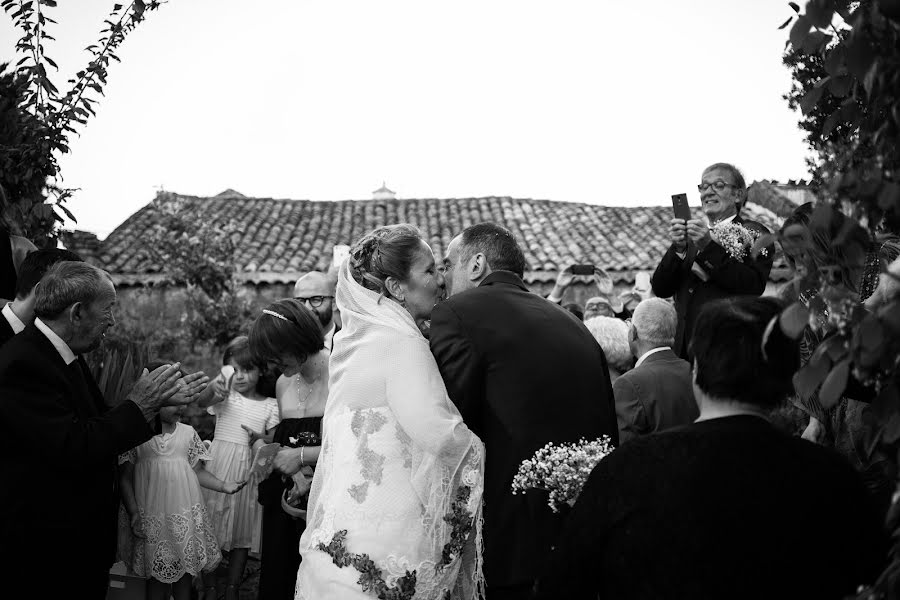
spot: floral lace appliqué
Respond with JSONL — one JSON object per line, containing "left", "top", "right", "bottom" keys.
{"left": 436, "top": 486, "right": 474, "bottom": 570}
{"left": 347, "top": 410, "right": 388, "bottom": 503}
{"left": 318, "top": 530, "right": 417, "bottom": 600}
{"left": 395, "top": 424, "right": 413, "bottom": 469}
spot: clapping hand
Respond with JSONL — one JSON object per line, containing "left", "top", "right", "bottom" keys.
{"left": 669, "top": 219, "right": 688, "bottom": 252}
{"left": 170, "top": 371, "right": 210, "bottom": 405}
{"left": 222, "top": 480, "right": 247, "bottom": 495}
{"left": 686, "top": 219, "right": 712, "bottom": 250}
{"left": 127, "top": 363, "right": 184, "bottom": 417}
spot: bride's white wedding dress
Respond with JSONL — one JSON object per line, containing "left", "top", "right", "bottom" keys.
{"left": 295, "top": 260, "right": 485, "bottom": 600}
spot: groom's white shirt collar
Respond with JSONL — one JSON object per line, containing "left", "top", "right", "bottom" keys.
{"left": 707, "top": 213, "right": 737, "bottom": 227}
{"left": 2, "top": 302, "right": 25, "bottom": 334}
{"left": 35, "top": 317, "right": 77, "bottom": 365}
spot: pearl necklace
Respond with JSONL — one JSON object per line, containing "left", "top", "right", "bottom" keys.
{"left": 295, "top": 372, "right": 319, "bottom": 407}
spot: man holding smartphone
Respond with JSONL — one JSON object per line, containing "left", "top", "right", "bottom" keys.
{"left": 651, "top": 163, "right": 774, "bottom": 360}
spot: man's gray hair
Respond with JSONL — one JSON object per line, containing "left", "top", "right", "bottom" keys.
{"left": 703, "top": 162, "right": 746, "bottom": 190}
{"left": 34, "top": 261, "right": 114, "bottom": 319}
{"left": 632, "top": 298, "right": 677, "bottom": 347}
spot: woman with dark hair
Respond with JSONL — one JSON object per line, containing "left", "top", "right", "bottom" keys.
{"left": 294, "top": 224, "right": 485, "bottom": 600}
{"left": 246, "top": 299, "right": 327, "bottom": 600}
{"left": 534, "top": 296, "right": 886, "bottom": 600}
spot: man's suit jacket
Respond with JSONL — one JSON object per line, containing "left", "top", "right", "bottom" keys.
{"left": 651, "top": 215, "right": 773, "bottom": 360}
{"left": 0, "top": 314, "right": 13, "bottom": 346}
{"left": 0, "top": 325, "right": 153, "bottom": 571}
{"left": 430, "top": 271, "right": 619, "bottom": 588}
{"left": 613, "top": 348, "right": 698, "bottom": 444}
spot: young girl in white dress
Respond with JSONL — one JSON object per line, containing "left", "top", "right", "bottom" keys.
{"left": 199, "top": 336, "right": 281, "bottom": 600}
{"left": 119, "top": 402, "right": 245, "bottom": 600}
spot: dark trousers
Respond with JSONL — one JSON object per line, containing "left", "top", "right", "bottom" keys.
{"left": 257, "top": 500, "right": 306, "bottom": 600}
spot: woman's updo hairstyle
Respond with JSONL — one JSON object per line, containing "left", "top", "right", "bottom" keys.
{"left": 249, "top": 298, "right": 325, "bottom": 368}
{"left": 349, "top": 224, "right": 425, "bottom": 300}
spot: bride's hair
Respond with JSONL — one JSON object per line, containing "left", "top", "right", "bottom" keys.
{"left": 349, "top": 224, "right": 424, "bottom": 300}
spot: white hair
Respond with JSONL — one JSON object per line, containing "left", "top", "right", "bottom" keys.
{"left": 34, "top": 261, "right": 113, "bottom": 319}
{"left": 632, "top": 298, "right": 677, "bottom": 347}
{"left": 584, "top": 316, "right": 632, "bottom": 373}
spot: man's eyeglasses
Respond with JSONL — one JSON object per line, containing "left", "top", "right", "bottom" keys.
{"left": 295, "top": 295, "right": 333, "bottom": 308}
{"left": 697, "top": 181, "right": 737, "bottom": 193}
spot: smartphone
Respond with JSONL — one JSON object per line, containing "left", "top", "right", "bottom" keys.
{"left": 570, "top": 264, "right": 595, "bottom": 276}
{"left": 671, "top": 193, "right": 691, "bottom": 221}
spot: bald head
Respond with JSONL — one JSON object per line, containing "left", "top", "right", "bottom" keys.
{"left": 293, "top": 271, "right": 336, "bottom": 330}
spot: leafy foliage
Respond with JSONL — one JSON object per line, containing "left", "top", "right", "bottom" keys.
{"left": 780, "top": 1, "right": 900, "bottom": 596}
{"left": 143, "top": 193, "right": 253, "bottom": 348}
{"left": 0, "top": 1, "right": 162, "bottom": 244}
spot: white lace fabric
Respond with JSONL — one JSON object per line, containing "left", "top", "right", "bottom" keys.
{"left": 296, "top": 260, "right": 486, "bottom": 600}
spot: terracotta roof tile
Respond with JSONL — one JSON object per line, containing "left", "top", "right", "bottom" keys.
{"left": 98, "top": 192, "right": 788, "bottom": 285}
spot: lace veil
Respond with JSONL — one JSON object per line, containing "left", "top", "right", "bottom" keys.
{"left": 299, "top": 259, "right": 485, "bottom": 600}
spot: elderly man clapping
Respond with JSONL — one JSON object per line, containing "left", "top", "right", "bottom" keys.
{"left": 0, "top": 261, "right": 208, "bottom": 598}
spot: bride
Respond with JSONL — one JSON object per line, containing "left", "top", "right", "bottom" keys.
{"left": 296, "top": 224, "right": 485, "bottom": 600}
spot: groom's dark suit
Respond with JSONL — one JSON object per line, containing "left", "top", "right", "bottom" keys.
{"left": 430, "top": 271, "right": 619, "bottom": 597}
{"left": 0, "top": 325, "right": 153, "bottom": 597}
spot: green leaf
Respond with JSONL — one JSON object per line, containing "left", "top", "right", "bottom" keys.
{"left": 819, "top": 359, "right": 850, "bottom": 409}
{"left": 793, "top": 358, "right": 831, "bottom": 401}
{"left": 802, "top": 30, "right": 831, "bottom": 54}
{"left": 789, "top": 15, "right": 811, "bottom": 50}
{"left": 778, "top": 16, "right": 793, "bottom": 29}
{"left": 863, "top": 59, "right": 879, "bottom": 96}
{"left": 45, "top": 56, "right": 58, "bottom": 70}
{"left": 828, "top": 75, "right": 852, "bottom": 97}
{"left": 788, "top": 2, "right": 801, "bottom": 14}
{"left": 805, "top": 0, "right": 834, "bottom": 28}
{"left": 846, "top": 30, "right": 875, "bottom": 79}
{"left": 780, "top": 302, "right": 810, "bottom": 339}
{"left": 799, "top": 84, "right": 825, "bottom": 115}
{"left": 822, "top": 107, "right": 843, "bottom": 137}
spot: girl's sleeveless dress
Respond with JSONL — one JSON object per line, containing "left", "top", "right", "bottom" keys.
{"left": 204, "top": 390, "right": 280, "bottom": 552}
{"left": 120, "top": 423, "right": 222, "bottom": 583}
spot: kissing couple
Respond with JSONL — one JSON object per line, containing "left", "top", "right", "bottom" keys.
{"left": 293, "top": 222, "right": 618, "bottom": 600}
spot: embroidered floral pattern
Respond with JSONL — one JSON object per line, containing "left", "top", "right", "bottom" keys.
{"left": 351, "top": 410, "right": 388, "bottom": 436}
{"left": 347, "top": 410, "right": 388, "bottom": 503}
{"left": 395, "top": 424, "right": 413, "bottom": 469}
{"left": 349, "top": 482, "right": 370, "bottom": 503}
{"left": 317, "top": 530, "right": 417, "bottom": 600}
{"left": 358, "top": 445, "right": 385, "bottom": 485}
{"left": 133, "top": 503, "right": 221, "bottom": 584}
{"left": 437, "top": 486, "right": 474, "bottom": 570}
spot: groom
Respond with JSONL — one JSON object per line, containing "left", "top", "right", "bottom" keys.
{"left": 430, "top": 222, "right": 619, "bottom": 600}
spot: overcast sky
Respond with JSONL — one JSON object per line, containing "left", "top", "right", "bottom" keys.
{"left": 1, "top": 0, "right": 811, "bottom": 239}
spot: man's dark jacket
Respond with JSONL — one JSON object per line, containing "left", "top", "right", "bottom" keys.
{"left": 0, "top": 325, "right": 153, "bottom": 576}
{"left": 430, "top": 271, "right": 619, "bottom": 589}
{"left": 613, "top": 347, "right": 698, "bottom": 444}
{"left": 651, "top": 215, "right": 773, "bottom": 360}
{"left": 0, "top": 313, "right": 13, "bottom": 346}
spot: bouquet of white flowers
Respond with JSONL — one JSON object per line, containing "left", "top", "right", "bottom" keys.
{"left": 711, "top": 222, "right": 768, "bottom": 262}
{"left": 510, "top": 436, "right": 615, "bottom": 513}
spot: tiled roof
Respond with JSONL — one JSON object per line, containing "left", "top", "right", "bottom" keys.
{"left": 98, "top": 191, "right": 788, "bottom": 285}
{"left": 747, "top": 180, "right": 814, "bottom": 217}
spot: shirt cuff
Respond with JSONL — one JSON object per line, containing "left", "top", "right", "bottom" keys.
{"left": 547, "top": 293, "right": 563, "bottom": 305}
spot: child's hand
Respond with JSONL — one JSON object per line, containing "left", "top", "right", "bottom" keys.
{"left": 130, "top": 514, "right": 145, "bottom": 538}
{"left": 223, "top": 480, "right": 247, "bottom": 495}
{"left": 212, "top": 373, "right": 233, "bottom": 401}
{"left": 241, "top": 425, "right": 264, "bottom": 446}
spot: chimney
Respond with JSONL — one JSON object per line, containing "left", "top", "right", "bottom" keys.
{"left": 372, "top": 181, "right": 396, "bottom": 201}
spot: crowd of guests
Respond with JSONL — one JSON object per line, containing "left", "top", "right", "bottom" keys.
{"left": 0, "top": 160, "right": 896, "bottom": 599}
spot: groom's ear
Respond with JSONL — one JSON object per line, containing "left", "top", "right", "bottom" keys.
{"left": 469, "top": 253, "right": 488, "bottom": 280}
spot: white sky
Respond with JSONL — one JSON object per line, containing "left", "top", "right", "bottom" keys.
{"left": 1, "top": 0, "right": 811, "bottom": 239}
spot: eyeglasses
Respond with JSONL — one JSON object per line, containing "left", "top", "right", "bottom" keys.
{"left": 294, "top": 295, "right": 333, "bottom": 308}
{"left": 697, "top": 181, "right": 737, "bottom": 193}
